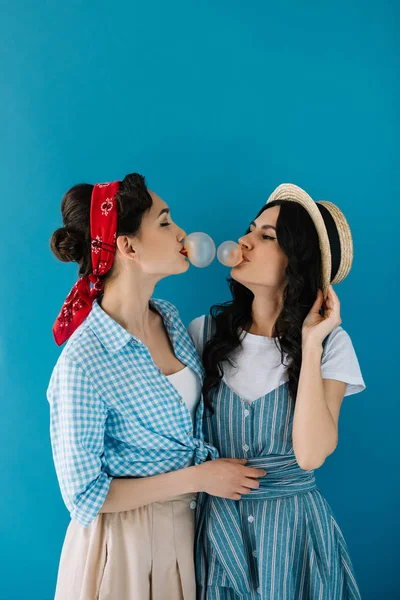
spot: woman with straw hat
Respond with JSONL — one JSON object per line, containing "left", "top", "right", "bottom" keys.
{"left": 188, "top": 184, "right": 366, "bottom": 599}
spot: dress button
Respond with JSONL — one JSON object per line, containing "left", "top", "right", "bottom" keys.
{"left": 243, "top": 444, "right": 249, "bottom": 452}
{"left": 190, "top": 500, "right": 197, "bottom": 510}
{"left": 244, "top": 409, "right": 249, "bottom": 417}
{"left": 248, "top": 515, "right": 254, "bottom": 523}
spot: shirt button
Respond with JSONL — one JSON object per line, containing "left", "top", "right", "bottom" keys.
{"left": 179, "top": 399, "right": 184, "bottom": 404}
{"left": 244, "top": 409, "right": 249, "bottom": 417}
{"left": 252, "top": 549, "right": 257, "bottom": 557}
{"left": 243, "top": 444, "right": 249, "bottom": 452}
{"left": 190, "top": 500, "right": 197, "bottom": 510}
{"left": 248, "top": 515, "right": 254, "bottom": 523}
{"left": 187, "top": 431, "right": 191, "bottom": 437}
{"left": 257, "top": 587, "right": 261, "bottom": 594}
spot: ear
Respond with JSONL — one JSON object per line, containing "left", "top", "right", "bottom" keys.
{"left": 116, "top": 235, "right": 137, "bottom": 261}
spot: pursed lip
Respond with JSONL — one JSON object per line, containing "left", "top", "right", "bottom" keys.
{"left": 234, "top": 255, "right": 249, "bottom": 267}
{"left": 180, "top": 247, "right": 188, "bottom": 257}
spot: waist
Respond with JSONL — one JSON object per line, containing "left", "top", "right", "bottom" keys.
{"left": 197, "top": 455, "right": 317, "bottom": 594}
{"left": 240, "top": 454, "right": 316, "bottom": 500}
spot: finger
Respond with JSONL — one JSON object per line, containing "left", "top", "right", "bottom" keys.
{"left": 323, "top": 293, "right": 335, "bottom": 313}
{"left": 243, "top": 467, "right": 267, "bottom": 478}
{"left": 327, "top": 291, "right": 340, "bottom": 318}
{"left": 332, "top": 294, "right": 340, "bottom": 314}
{"left": 329, "top": 284, "right": 339, "bottom": 299}
{"left": 328, "top": 284, "right": 336, "bottom": 293}
{"left": 243, "top": 478, "right": 261, "bottom": 489}
{"left": 238, "top": 486, "right": 252, "bottom": 495}
{"left": 313, "top": 288, "right": 324, "bottom": 303}
{"left": 311, "top": 289, "right": 324, "bottom": 313}
{"left": 329, "top": 285, "right": 340, "bottom": 308}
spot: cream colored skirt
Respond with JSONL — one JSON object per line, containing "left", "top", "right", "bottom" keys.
{"left": 54, "top": 493, "right": 198, "bottom": 600}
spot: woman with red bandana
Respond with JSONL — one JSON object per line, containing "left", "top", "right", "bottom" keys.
{"left": 47, "top": 173, "right": 266, "bottom": 600}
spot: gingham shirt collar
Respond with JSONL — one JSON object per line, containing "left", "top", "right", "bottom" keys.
{"left": 86, "top": 298, "right": 174, "bottom": 355}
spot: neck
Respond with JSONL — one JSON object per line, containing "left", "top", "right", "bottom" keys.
{"left": 100, "top": 271, "right": 159, "bottom": 339}
{"left": 248, "top": 286, "right": 285, "bottom": 338}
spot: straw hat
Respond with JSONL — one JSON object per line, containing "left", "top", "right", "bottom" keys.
{"left": 266, "top": 183, "right": 353, "bottom": 298}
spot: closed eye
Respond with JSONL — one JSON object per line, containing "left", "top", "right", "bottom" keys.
{"left": 160, "top": 222, "right": 171, "bottom": 227}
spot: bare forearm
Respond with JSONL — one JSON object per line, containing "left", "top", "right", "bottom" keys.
{"left": 292, "top": 342, "right": 337, "bottom": 470}
{"left": 99, "top": 465, "right": 201, "bottom": 514}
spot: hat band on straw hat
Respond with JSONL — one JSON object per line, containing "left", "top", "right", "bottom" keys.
{"left": 316, "top": 203, "right": 341, "bottom": 282}
{"left": 317, "top": 200, "right": 353, "bottom": 284}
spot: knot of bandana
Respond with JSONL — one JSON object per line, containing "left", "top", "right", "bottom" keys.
{"left": 52, "top": 180, "right": 120, "bottom": 345}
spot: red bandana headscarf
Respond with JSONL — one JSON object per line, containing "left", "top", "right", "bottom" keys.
{"left": 52, "top": 181, "right": 120, "bottom": 346}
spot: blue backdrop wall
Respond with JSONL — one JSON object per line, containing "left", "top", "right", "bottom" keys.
{"left": 1, "top": 1, "right": 398, "bottom": 598}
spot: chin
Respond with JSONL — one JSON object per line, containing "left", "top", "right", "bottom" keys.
{"left": 231, "top": 269, "right": 258, "bottom": 289}
{"left": 230, "top": 268, "right": 245, "bottom": 283}
{"left": 156, "top": 257, "right": 190, "bottom": 278}
{"left": 175, "top": 257, "right": 190, "bottom": 274}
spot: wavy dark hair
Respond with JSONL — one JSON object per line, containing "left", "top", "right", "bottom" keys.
{"left": 50, "top": 173, "right": 152, "bottom": 280}
{"left": 202, "top": 199, "right": 322, "bottom": 413}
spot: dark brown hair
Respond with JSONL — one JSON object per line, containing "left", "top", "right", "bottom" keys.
{"left": 202, "top": 200, "right": 322, "bottom": 412}
{"left": 50, "top": 173, "right": 152, "bottom": 278}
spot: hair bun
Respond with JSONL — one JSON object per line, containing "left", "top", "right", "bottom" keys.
{"left": 50, "top": 227, "right": 86, "bottom": 263}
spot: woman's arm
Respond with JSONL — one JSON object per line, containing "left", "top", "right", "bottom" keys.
{"left": 99, "top": 467, "right": 199, "bottom": 513}
{"left": 48, "top": 357, "right": 266, "bottom": 524}
{"left": 48, "top": 358, "right": 266, "bottom": 527}
{"left": 48, "top": 357, "right": 112, "bottom": 527}
{"left": 292, "top": 341, "right": 345, "bottom": 470}
{"left": 100, "top": 458, "right": 267, "bottom": 513}
{"left": 292, "top": 285, "right": 347, "bottom": 471}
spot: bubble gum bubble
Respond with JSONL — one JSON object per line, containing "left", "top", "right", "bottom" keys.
{"left": 183, "top": 232, "right": 216, "bottom": 268}
{"left": 217, "top": 241, "right": 243, "bottom": 267}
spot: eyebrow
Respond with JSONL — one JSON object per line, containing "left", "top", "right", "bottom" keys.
{"left": 249, "top": 221, "right": 276, "bottom": 231}
{"left": 158, "top": 208, "right": 170, "bottom": 217}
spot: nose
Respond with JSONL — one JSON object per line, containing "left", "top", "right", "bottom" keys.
{"left": 238, "top": 234, "right": 252, "bottom": 250}
{"left": 177, "top": 227, "right": 187, "bottom": 242}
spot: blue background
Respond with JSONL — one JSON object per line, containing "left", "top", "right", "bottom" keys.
{"left": 1, "top": 1, "right": 398, "bottom": 598}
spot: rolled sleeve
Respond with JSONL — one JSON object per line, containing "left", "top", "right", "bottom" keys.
{"left": 205, "top": 442, "right": 219, "bottom": 461}
{"left": 47, "top": 356, "right": 112, "bottom": 527}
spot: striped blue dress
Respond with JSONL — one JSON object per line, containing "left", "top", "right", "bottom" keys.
{"left": 195, "top": 316, "right": 361, "bottom": 600}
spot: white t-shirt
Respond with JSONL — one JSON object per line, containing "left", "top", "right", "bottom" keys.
{"left": 188, "top": 316, "right": 366, "bottom": 404}
{"left": 166, "top": 366, "right": 201, "bottom": 424}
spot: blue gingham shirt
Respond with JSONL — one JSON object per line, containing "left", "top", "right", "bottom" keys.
{"left": 47, "top": 298, "right": 218, "bottom": 527}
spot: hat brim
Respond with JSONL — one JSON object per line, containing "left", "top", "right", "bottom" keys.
{"left": 266, "top": 184, "right": 332, "bottom": 297}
